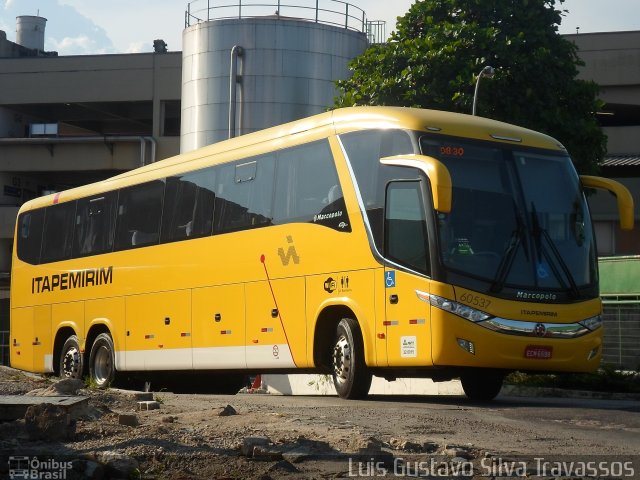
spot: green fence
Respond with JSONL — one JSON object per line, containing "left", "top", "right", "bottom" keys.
{"left": 599, "top": 256, "right": 640, "bottom": 370}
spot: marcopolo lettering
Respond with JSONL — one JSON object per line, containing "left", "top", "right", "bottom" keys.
{"left": 32, "top": 266, "right": 113, "bottom": 294}
{"left": 516, "top": 291, "right": 558, "bottom": 301}
{"left": 314, "top": 211, "right": 343, "bottom": 222}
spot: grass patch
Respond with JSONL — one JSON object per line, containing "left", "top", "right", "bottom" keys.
{"left": 505, "top": 365, "right": 640, "bottom": 394}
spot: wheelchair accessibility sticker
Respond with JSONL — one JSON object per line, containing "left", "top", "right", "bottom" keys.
{"left": 385, "top": 270, "right": 396, "bottom": 288}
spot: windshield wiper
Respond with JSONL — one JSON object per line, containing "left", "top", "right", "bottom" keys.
{"left": 490, "top": 205, "right": 529, "bottom": 293}
{"left": 530, "top": 203, "right": 580, "bottom": 299}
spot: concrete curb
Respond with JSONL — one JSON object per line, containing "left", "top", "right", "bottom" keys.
{"left": 502, "top": 384, "right": 640, "bottom": 401}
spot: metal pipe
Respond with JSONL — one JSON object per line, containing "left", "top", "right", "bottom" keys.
{"left": 228, "top": 45, "right": 244, "bottom": 139}
{"left": 145, "top": 136, "right": 157, "bottom": 164}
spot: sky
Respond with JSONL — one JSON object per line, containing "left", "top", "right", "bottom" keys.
{"left": 0, "top": 0, "right": 638, "bottom": 56}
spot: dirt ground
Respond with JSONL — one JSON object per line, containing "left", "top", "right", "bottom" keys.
{"left": 1, "top": 366, "right": 638, "bottom": 479}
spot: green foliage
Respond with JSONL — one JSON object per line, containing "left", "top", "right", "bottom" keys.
{"left": 335, "top": 0, "right": 605, "bottom": 174}
{"left": 84, "top": 375, "right": 99, "bottom": 390}
{"left": 307, "top": 374, "right": 333, "bottom": 391}
{"left": 505, "top": 365, "right": 640, "bottom": 393}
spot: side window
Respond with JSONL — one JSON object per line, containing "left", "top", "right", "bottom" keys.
{"left": 385, "top": 180, "right": 430, "bottom": 275}
{"left": 214, "top": 155, "right": 275, "bottom": 233}
{"left": 17, "top": 209, "right": 45, "bottom": 264}
{"left": 41, "top": 201, "right": 76, "bottom": 263}
{"left": 73, "top": 191, "right": 118, "bottom": 257}
{"left": 340, "top": 129, "right": 416, "bottom": 248}
{"left": 162, "top": 168, "right": 216, "bottom": 243}
{"left": 114, "top": 180, "right": 164, "bottom": 250}
{"left": 273, "top": 140, "right": 349, "bottom": 231}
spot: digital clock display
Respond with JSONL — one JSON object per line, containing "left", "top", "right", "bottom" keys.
{"left": 440, "top": 146, "right": 465, "bottom": 157}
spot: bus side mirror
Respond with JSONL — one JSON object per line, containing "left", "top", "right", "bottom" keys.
{"left": 380, "top": 155, "right": 452, "bottom": 213}
{"left": 580, "top": 175, "right": 635, "bottom": 230}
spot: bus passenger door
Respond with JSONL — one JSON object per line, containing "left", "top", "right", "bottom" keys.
{"left": 245, "top": 278, "right": 304, "bottom": 369}
{"left": 192, "top": 284, "right": 246, "bottom": 369}
{"left": 383, "top": 180, "right": 433, "bottom": 366}
{"left": 383, "top": 269, "right": 432, "bottom": 366}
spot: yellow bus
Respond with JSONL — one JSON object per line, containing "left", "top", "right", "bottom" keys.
{"left": 10, "top": 107, "right": 634, "bottom": 400}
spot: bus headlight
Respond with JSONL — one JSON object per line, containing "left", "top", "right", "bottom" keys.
{"left": 416, "top": 291, "right": 491, "bottom": 323}
{"left": 579, "top": 315, "right": 603, "bottom": 331}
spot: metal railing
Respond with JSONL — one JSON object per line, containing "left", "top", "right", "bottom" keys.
{"left": 366, "top": 20, "right": 386, "bottom": 44}
{"left": 185, "top": 0, "right": 367, "bottom": 33}
{"left": 601, "top": 298, "right": 640, "bottom": 370}
{"left": 0, "top": 330, "right": 8, "bottom": 366}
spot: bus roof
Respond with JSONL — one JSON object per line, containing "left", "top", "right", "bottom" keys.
{"left": 20, "top": 106, "right": 564, "bottom": 211}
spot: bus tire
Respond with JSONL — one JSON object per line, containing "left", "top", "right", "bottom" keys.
{"left": 89, "top": 333, "right": 116, "bottom": 389}
{"left": 332, "top": 318, "right": 372, "bottom": 399}
{"left": 59, "top": 335, "right": 83, "bottom": 380}
{"left": 461, "top": 371, "right": 504, "bottom": 401}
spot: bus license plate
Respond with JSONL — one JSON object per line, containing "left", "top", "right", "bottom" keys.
{"left": 524, "top": 345, "right": 553, "bottom": 359}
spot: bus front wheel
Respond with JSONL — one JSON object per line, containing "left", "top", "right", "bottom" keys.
{"left": 59, "top": 335, "right": 83, "bottom": 380}
{"left": 460, "top": 371, "right": 504, "bottom": 401}
{"left": 89, "top": 333, "right": 116, "bottom": 389}
{"left": 332, "top": 318, "right": 372, "bottom": 399}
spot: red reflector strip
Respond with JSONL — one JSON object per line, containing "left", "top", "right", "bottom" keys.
{"left": 261, "top": 327, "right": 274, "bottom": 333}
{"left": 220, "top": 330, "right": 232, "bottom": 335}
{"left": 53, "top": 192, "right": 61, "bottom": 204}
{"left": 409, "top": 319, "right": 426, "bottom": 325}
{"left": 145, "top": 334, "right": 154, "bottom": 339}
{"left": 180, "top": 332, "right": 191, "bottom": 337}
{"left": 383, "top": 321, "right": 399, "bottom": 326}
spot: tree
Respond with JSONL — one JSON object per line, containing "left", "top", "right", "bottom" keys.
{"left": 335, "top": 0, "right": 605, "bottom": 174}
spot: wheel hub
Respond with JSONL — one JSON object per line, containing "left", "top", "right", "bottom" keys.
{"left": 61, "top": 347, "right": 80, "bottom": 378}
{"left": 93, "top": 346, "right": 112, "bottom": 384}
{"left": 333, "top": 336, "right": 352, "bottom": 384}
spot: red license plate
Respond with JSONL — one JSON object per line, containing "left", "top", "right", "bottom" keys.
{"left": 524, "top": 345, "right": 553, "bottom": 359}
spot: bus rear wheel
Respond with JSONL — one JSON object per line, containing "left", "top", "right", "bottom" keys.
{"left": 59, "top": 335, "right": 83, "bottom": 380}
{"left": 89, "top": 333, "right": 116, "bottom": 389}
{"left": 332, "top": 318, "right": 372, "bottom": 399}
{"left": 460, "top": 371, "right": 504, "bottom": 401}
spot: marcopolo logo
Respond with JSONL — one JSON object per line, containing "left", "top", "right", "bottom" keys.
{"left": 9, "top": 456, "right": 73, "bottom": 480}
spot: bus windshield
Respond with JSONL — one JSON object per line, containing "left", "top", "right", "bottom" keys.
{"left": 421, "top": 137, "right": 597, "bottom": 300}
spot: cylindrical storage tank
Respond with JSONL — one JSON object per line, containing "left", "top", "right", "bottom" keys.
{"left": 16, "top": 15, "right": 47, "bottom": 51}
{"left": 181, "top": 2, "right": 368, "bottom": 152}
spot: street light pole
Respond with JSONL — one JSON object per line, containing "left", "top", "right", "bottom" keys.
{"left": 472, "top": 65, "right": 495, "bottom": 116}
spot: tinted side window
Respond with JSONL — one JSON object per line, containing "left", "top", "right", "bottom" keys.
{"left": 114, "top": 180, "right": 164, "bottom": 250}
{"left": 214, "top": 155, "right": 275, "bottom": 233}
{"left": 340, "top": 129, "right": 416, "bottom": 248}
{"left": 273, "top": 140, "right": 349, "bottom": 231}
{"left": 73, "top": 191, "right": 118, "bottom": 257}
{"left": 41, "top": 201, "right": 76, "bottom": 263}
{"left": 162, "top": 168, "right": 216, "bottom": 243}
{"left": 17, "top": 209, "right": 44, "bottom": 264}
